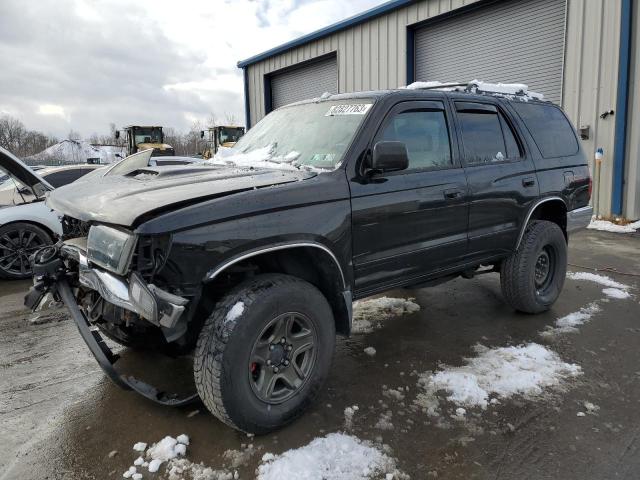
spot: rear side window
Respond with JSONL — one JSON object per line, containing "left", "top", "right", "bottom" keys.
{"left": 455, "top": 103, "right": 522, "bottom": 165}
{"left": 43, "top": 168, "right": 90, "bottom": 188}
{"left": 511, "top": 103, "right": 578, "bottom": 158}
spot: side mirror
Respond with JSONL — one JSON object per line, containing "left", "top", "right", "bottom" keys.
{"left": 115, "top": 131, "right": 120, "bottom": 139}
{"left": 371, "top": 141, "right": 409, "bottom": 173}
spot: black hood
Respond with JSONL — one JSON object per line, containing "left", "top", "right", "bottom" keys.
{"left": 46, "top": 164, "right": 315, "bottom": 227}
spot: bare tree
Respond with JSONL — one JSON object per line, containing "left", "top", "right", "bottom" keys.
{"left": 0, "top": 114, "right": 58, "bottom": 157}
{"left": 224, "top": 112, "right": 240, "bottom": 125}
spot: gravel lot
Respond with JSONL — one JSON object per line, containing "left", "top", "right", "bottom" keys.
{"left": 1, "top": 229, "right": 639, "bottom": 480}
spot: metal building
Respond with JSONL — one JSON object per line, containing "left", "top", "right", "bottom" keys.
{"left": 238, "top": 0, "right": 638, "bottom": 219}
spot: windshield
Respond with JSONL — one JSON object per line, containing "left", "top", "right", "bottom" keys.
{"left": 218, "top": 127, "right": 244, "bottom": 144}
{"left": 0, "top": 166, "right": 30, "bottom": 206}
{"left": 133, "top": 128, "right": 163, "bottom": 145}
{"left": 209, "top": 99, "right": 373, "bottom": 171}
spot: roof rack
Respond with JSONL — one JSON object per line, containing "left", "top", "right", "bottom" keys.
{"left": 405, "top": 81, "right": 545, "bottom": 101}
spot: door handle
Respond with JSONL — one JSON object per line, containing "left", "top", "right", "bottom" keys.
{"left": 522, "top": 177, "right": 536, "bottom": 187}
{"left": 443, "top": 188, "right": 463, "bottom": 200}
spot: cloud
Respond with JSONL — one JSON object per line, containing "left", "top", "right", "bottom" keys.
{"left": 0, "top": 0, "right": 382, "bottom": 139}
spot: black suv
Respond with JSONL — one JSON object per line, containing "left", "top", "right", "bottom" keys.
{"left": 24, "top": 84, "right": 592, "bottom": 433}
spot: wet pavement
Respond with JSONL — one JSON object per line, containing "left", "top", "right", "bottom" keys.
{"left": 1, "top": 229, "right": 640, "bottom": 479}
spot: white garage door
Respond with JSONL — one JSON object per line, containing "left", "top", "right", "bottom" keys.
{"left": 415, "top": 0, "right": 566, "bottom": 104}
{"left": 271, "top": 55, "right": 338, "bottom": 109}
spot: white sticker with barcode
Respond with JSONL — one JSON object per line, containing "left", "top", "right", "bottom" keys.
{"left": 325, "top": 104, "right": 372, "bottom": 116}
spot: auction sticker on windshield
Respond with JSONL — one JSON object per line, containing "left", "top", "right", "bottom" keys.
{"left": 325, "top": 104, "right": 372, "bottom": 116}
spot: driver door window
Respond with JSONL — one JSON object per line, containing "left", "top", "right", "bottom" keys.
{"left": 379, "top": 110, "right": 453, "bottom": 171}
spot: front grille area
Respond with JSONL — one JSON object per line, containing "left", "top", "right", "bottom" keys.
{"left": 133, "top": 236, "right": 156, "bottom": 283}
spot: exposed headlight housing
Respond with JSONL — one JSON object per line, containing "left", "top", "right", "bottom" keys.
{"left": 87, "top": 225, "right": 136, "bottom": 276}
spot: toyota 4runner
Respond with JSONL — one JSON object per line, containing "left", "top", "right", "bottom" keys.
{"left": 22, "top": 82, "right": 593, "bottom": 433}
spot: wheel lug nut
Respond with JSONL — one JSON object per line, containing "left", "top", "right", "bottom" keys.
{"left": 280, "top": 338, "right": 286, "bottom": 344}
{"left": 273, "top": 367, "right": 279, "bottom": 373}
{"left": 266, "top": 360, "right": 271, "bottom": 366}
{"left": 286, "top": 345, "right": 292, "bottom": 351}
{"left": 269, "top": 345, "right": 274, "bottom": 351}
{"left": 284, "top": 360, "right": 289, "bottom": 366}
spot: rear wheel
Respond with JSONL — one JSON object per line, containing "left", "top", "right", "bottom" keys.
{"left": 0, "top": 222, "right": 52, "bottom": 280}
{"left": 194, "top": 274, "right": 335, "bottom": 433}
{"left": 500, "top": 220, "right": 567, "bottom": 313}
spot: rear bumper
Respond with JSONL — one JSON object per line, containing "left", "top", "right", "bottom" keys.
{"left": 567, "top": 206, "right": 593, "bottom": 233}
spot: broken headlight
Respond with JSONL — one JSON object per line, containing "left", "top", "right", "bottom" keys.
{"left": 87, "top": 225, "right": 136, "bottom": 276}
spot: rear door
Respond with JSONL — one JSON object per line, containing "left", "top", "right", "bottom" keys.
{"left": 350, "top": 100, "right": 469, "bottom": 295}
{"left": 452, "top": 99, "right": 539, "bottom": 260}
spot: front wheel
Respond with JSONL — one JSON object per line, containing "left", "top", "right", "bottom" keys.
{"left": 500, "top": 220, "right": 567, "bottom": 313}
{"left": 0, "top": 222, "right": 52, "bottom": 280}
{"left": 194, "top": 274, "right": 335, "bottom": 433}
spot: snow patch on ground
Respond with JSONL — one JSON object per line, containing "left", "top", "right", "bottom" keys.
{"left": 588, "top": 218, "right": 640, "bottom": 233}
{"left": 567, "top": 271, "right": 630, "bottom": 290}
{"left": 364, "top": 346, "right": 377, "bottom": 356}
{"left": 415, "top": 343, "right": 581, "bottom": 412}
{"left": 256, "top": 433, "right": 404, "bottom": 480}
{"left": 352, "top": 297, "right": 420, "bottom": 333}
{"left": 344, "top": 405, "right": 359, "bottom": 429}
{"left": 603, "top": 288, "right": 631, "bottom": 299}
{"left": 226, "top": 301, "right": 245, "bottom": 322}
{"left": 540, "top": 302, "right": 601, "bottom": 337}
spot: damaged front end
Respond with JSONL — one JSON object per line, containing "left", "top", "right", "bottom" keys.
{"left": 24, "top": 228, "right": 199, "bottom": 406}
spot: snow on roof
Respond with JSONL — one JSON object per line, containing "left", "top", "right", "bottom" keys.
{"left": 404, "top": 79, "right": 545, "bottom": 101}
{"left": 26, "top": 140, "right": 125, "bottom": 164}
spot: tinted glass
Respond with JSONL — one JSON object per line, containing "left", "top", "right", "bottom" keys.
{"left": 44, "top": 168, "right": 89, "bottom": 188}
{"left": 458, "top": 111, "right": 507, "bottom": 165}
{"left": 511, "top": 103, "right": 578, "bottom": 158}
{"left": 380, "top": 110, "right": 452, "bottom": 170}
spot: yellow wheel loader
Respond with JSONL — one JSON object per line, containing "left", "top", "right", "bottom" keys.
{"left": 201, "top": 126, "right": 245, "bottom": 159}
{"left": 116, "top": 126, "right": 175, "bottom": 157}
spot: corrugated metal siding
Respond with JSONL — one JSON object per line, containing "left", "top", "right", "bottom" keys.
{"left": 414, "top": 0, "right": 566, "bottom": 105}
{"left": 245, "top": 0, "right": 625, "bottom": 216}
{"left": 624, "top": 1, "right": 640, "bottom": 219}
{"left": 563, "top": 0, "right": 621, "bottom": 217}
{"left": 271, "top": 56, "right": 338, "bottom": 109}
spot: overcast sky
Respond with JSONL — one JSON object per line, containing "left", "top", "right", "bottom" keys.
{"left": 0, "top": 0, "right": 382, "bottom": 139}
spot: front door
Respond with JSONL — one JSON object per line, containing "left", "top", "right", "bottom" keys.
{"left": 350, "top": 100, "right": 469, "bottom": 296}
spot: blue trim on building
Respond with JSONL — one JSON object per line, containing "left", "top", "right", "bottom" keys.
{"left": 237, "top": 0, "right": 413, "bottom": 68}
{"left": 406, "top": 27, "right": 415, "bottom": 85}
{"left": 243, "top": 67, "right": 251, "bottom": 129}
{"left": 264, "top": 74, "right": 273, "bottom": 115}
{"left": 612, "top": 0, "right": 633, "bottom": 215}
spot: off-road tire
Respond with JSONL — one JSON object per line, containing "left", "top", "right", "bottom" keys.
{"left": 194, "top": 274, "right": 335, "bottom": 433}
{"left": 0, "top": 222, "right": 52, "bottom": 280}
{"left": 500, "top": 220, "right": 567, "bottom": 313}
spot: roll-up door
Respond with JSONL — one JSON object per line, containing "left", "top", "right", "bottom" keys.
{"left": 414, "top": 0, "right": 566, "bottom": 104}
{"left": 271, "top": 55, "right": 338, "bottom": 109}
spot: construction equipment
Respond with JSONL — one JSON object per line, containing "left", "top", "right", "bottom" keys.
{"left": 116, "top": 126, "right": 175, "bottom": 157}
{"left": 201, "top": 126, "right": 245, "bottom": 159}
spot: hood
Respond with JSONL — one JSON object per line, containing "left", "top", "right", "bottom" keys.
{"left": 46, "top": 164, "right": 315, "bottom": 227}
{"left": 0, "top": 146, "right": 53, "bottom": 197}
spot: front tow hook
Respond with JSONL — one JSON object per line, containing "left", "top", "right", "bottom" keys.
{"left": 24, "top": 245, "right": 199, "bottom": 407}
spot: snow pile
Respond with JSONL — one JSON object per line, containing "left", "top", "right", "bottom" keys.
{"left": 603, "top": 288, "right": 631, "bottom": 299}
{"left": 226, "top": 301, "right": 245, "bottom": 323}
{"left": 256, "top": 433, "right": 404, "bottom": 480}
{"left": 222, "top": 443, "right": 260, "bottom": 469}
{"left": 588, "top": 218, "right": 640, "bottom": 233}
{"left": 123, "top": 435, "right": 190, "bottom": 477}
{"left": 403, "top": 80, "right": 544, "bottom": 101}
{"left": 415, "top": 343, "right": 581, "bottom": 412}
{"left": 208, "top": 145, "right": 323, "bottom": 172}
{"left": 540, "top": 302, "right": 601, "bottom": 337}
{"left": 352, "top": 297, "right": 420, "bottom": 334}
{"left": 567, "top": 271, "right": 630, "bottom": 290}
{"left": 364, "top": 346, "right": 377, "bottom": 356}
{"left": 26, "top": 139, "right": 125, "bottom": 164}
{"left": 344, "top": 405, "right": 359, "bottom": 429}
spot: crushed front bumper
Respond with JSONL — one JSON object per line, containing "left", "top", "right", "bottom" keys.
{"left": 24, "top": 243, "right": 198, "bottom": 407}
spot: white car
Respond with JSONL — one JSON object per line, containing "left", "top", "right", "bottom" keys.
{"left": 0, "top": 148, "right": 102, "bottom": 279}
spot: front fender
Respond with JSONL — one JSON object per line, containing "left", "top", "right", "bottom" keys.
{"left": 0, "top": 201, "right": 63, "bottom": 236}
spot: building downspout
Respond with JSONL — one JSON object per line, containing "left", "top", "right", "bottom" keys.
{"left": 612, "top": 0, "right": 632, "bottom": 215}
{"left": 243, "top": 67, "right": 252, "bottom": 130}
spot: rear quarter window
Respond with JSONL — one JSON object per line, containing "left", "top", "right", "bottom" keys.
{"left": 511, "top": 103, "right": 579, "bottom": 158}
